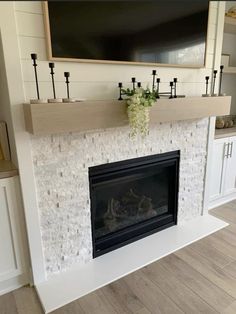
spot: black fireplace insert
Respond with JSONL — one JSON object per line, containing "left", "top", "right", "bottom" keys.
{"left": 89, "top": 151, "right": 180, "bottom": 257}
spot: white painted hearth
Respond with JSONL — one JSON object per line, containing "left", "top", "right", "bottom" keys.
{"left": 36, "top": 214, "right": 227, "bottom": 313}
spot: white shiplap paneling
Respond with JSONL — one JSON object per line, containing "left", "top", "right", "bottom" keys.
{"left": 16, "top": 11, "right": 45, "bottom": 38}
{"left": 19, "top": 36, "right": 47, "bottom": 60}
{"left": 14, "top": 1, "right": 42, "bottom": 14}
{"left": 20, "top": 59, "right": 212, "bottom": 83}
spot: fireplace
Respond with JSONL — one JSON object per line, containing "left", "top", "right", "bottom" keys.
{"left": 89, "top": 151, "right": 180, "bottom": 257}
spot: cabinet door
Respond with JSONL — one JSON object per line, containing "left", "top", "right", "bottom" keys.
{"left": 0, "top": 177, "right": 28, "bottom": 291}
{"left": 224, "top": 137, "right": 236, "bottom": 196}
{"left": 209, "top": 138, "right": 227, "bottom": 201}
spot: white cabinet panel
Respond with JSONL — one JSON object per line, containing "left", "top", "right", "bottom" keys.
{"left": 224, "top": 137, "right": 236, "bottom": 195}
{"left": 209, "top": 138, "right": 227, "bottom": 201}
{"left": 0, "top": 177, "right": 28, "bottom": 294}
{"left": 0, "top": 185, "right": 18, "bottom": 280}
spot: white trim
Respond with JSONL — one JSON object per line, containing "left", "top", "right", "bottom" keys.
{"left": 0, "top": 273, "right": 29, "bottom": 296}
{"left": 208, "top": 192, "right": 236, "bottom": 210}
{"left": 203, "top": 116, "right": 216, "bottom": 213}
{"left": 203, "top": 1, "right": 226, "bottom": 213}
{"left": 0, "top": 2, "right": 46, "bottom": 284}
{"left": 36, "top": 214, "right": 228, "bottom": 314}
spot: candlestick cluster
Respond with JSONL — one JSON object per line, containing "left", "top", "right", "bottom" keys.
{"left": 202, "top": 65, "right": 225, "bottom": 97}
{"left": 118, "top": 70, "right": 184, "bottom": 101}
{"left": 30, "top": 53, "right": 75, "bottom": 103}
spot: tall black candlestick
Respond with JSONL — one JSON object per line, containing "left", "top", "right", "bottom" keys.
{"left": 131, "top": 77, "right": 136, "bottom": 91}
{"left": 118, "top": 82, "right": 123, "bottom": 100}
{"left": 49, "top": 62, "right": 56, "bottom": 99}
{"left": 152, "top": 70, "right": 156, "bottom": 92}
{"left": 173, "top": 78, "right": 177, "bottom": 98}
{"left": 31, "top": 53, "right": 40, "bottom": 100}
{"left": 64, "top": 72, "right": 70, "bottom": 98}
{"left": 156, "top": 78, "right": 160, "bottom": 99}
{"left": 219, "top": 65, "right": 224, "bottom": 96}
{"left": 212, "top": 70, "right": 217, "bottom": 96}
{"left": 205, "top": 76, "right": 209, "bottom": 95}
{"left": 169, "top": 82, "right": 174, "bottom": 99}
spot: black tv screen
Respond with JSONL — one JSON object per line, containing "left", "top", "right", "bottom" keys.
{"left": 46, "top": 1, "right": 209, "bottom": 66}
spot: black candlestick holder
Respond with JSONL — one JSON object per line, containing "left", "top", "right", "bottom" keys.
{"left": 137, "top": 82, "right": 142, "bottom": 88}
{"left": 211, "top": 70, "right": 218, "bottom": 96}
{"left": 49, "top": 63, "right": 56, "bottom": 98}
{"left": 63, "top": 72, "right": 74, "bottom": 102}
{"left": 173, "top": 78, "right": 177, "bottom": 98}
{"left": 156, "top": 78, "right": 160, "bottom": 98}
{"left": 131, "top": 77, "right": 136, "bottom": 91}
{"left": 48, "top": 63, "right": 62, "bottom": 103}
{"left": 152, "top": 70, "right": 156, "bottom": 92}
{"left": 118, "top": 82, "right": 123, "bottom": 100}
{"left": 218, "top": 65, "right": 225, "bottom": 96}
{"left": 31, "top": 53, "right": 39, "bottom": 99}
{"left": 202, "top": 76, "right": 210, "bottom": 97}
{"left": 30, "top": 53, "right": 47, "bottom": 103}
{"left": 169, "top": 82, "right": 174, "bottom": 99}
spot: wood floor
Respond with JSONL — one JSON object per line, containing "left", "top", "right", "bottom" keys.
{"left": 1, "top": 201, "right": 236, "bottom": 314}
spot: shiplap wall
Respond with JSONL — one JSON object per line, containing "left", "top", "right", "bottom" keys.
{"left": 14, "top": 1, "right": 219, "bottom": 102}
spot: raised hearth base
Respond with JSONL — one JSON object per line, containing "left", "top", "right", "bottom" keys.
{"left": 36, "top": 214, "right": 227, "bottom": 313}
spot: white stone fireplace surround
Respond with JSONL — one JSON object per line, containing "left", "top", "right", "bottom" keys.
{"left": 32, "top": 118, "right": 229, "bottom": 313}
{"left": 32, "top": 118, "right": 209, "bottom": 275}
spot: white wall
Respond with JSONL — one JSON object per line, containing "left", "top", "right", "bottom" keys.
{"left": 0, "top": 34, "right": 17, "bottom": 164}
{"left": 222, "top": 75, "right": 236, "bottom": 114}
{"left": 0, "top": 1, "right": 225, "bottom": 283}
{"left": 222, "top": 33, "right": 236, "bottom": 66}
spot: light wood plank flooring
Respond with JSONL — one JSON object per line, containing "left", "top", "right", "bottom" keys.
{"left": 1, "top": 200, "right": 236, "bottom": 314}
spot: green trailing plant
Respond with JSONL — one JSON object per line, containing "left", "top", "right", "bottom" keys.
{"left": 122, "top": 87, "right": 157, "bottom": 138}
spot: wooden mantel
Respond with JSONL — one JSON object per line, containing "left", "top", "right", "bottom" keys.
{"left": 23, "top": 96, "right": 231, "bottom": 135}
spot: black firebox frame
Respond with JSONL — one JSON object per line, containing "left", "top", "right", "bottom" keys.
{"left": 89, "top": 150, "right": 180, "bottom": 258}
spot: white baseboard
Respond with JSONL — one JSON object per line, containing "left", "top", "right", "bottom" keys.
{"left": 208, "top": 193, "right": 236, "bottom": 210}
{"left": 0, "top": 273, "right": 29, "bottom": 296}
{"left": 36, "top": 214, "right": 228, "bottom": 314}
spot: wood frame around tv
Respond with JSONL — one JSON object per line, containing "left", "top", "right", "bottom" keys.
{"left": 43, "top": 1, "right": 209, "bottom": 68}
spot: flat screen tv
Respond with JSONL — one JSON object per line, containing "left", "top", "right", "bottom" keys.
{"left": 44, "top": 1, "right": 209, "bottom": 67}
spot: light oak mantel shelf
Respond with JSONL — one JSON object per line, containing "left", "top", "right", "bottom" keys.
{"left": 23, "top": 96, "right": 231, "bottom": 136}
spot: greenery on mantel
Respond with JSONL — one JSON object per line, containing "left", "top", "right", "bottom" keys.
{"left": 122, "top": 87, "right": 157, "bottom": 138}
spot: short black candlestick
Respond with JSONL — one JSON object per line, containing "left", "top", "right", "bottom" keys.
{"left": 156, "top": 78, "right": 160, "bottom": 99}
{"left": 118, "top": 82, "right": 123, "bottom": 100}
{"left": 49, "top": 62, "right": 56, "bottom": 99}
{"left": 64, "top": 72, "right": 70, "bottom": 98}
{"left": 131, "top": 77, "right": 136, "bottom": 91}
{"left": 173, "top": 78, "right": 177, "bottom": 98}
{"left": 212, "top": 70, "right": 217, "bottom": 95}
{"left": 31, "top": 53, "right": 40, "bottom": 100}
{"left": 219, "top": 65, "right": 224, "bottom": 96}
{"left": 137, "top": 82, "right": 142, "bottom": 88}
{"left": 152, "top": 70, "right": 156, "bottom": 92}
{"left": 169, "top": 82, "right": 174, "bottom": 99}
{"left": 205, "top": 76, "right": 209, "bottom": 95}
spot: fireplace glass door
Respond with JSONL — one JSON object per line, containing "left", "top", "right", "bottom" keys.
{"left": 89, "top": 151, "right": 179, "bottom": 257}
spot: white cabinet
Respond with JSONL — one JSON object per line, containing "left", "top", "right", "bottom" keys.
{"left": 0, "top": 176, "right": 29, "bottom": 295}
{"left": 209, "top": 136, "right": 236, "bottom": 207}
{"left": 224, "top": 137, "right": 236, "bottom": 195}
